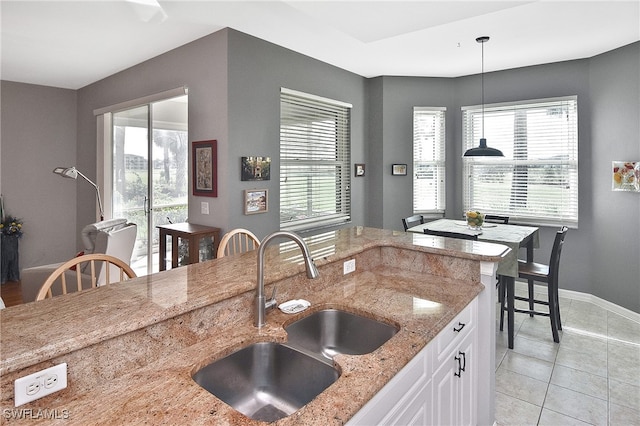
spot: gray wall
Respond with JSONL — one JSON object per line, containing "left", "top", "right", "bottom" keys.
{"left": 0, "top": 81, "right": 78, "bottom": 267}
{"left": 1, "top": 29, "right": 638, "bottom": 312}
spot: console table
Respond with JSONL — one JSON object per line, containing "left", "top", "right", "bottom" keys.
{"left": 157, "top": 223, "right": 221, "bottom": 271}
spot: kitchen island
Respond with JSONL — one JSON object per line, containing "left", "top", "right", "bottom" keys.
{"left": 0, "top": 227, "right": 509, "bottom": 424}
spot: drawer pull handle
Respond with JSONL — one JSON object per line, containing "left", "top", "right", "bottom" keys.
{"left": 454, "top": 351, "right": 466, "bottom": 377}
{"left": 453, "top": 322, "right": 465, "bottom": 333}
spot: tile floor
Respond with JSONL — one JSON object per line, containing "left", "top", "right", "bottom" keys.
{"left": 495, "top": 282, "right": 640, "bottom": 425}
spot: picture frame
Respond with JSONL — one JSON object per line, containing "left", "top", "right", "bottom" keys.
{"left": 244, "top": 189, "right": 269, "bottom": 215}
{"left": 355, "top": 163, "right": 366, "bottom": 177}
{"left": 392, "top": 163, "right": 407, "bottom": 176}
{"left": 241, "top": 156, "right": 271, "bottom": 181}
{"left": 612, "top": 161, "right": 640, "bottom": 192}
{"left": 192, "top": 140, "right": 217, "bottom": 197}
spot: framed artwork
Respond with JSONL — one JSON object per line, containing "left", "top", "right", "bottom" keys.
{"left": 241, "top": 156, "right": 271, "bottom": 181}
{"left": 612, "top": 161, "right": 640, "bottom": 192}
{"left": 244, "top": 189, "right": 269, "bottom": 215}
{"left": 392, "top": 164, "right": 407, "bottom": 176}
{"left": 355, "top": 163, "right": 366, "bottom": 177}
{"left": 193, "top": 140, "right": 217, "bottom": 197}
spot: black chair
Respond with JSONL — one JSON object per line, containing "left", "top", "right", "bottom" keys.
{"left": 500, "top": 226, "right": 569, "bottom": 344}
{"left": 484, "top": 214, "right": 510, "bottom": 224}
{"left": 402, "top": 214, "right": 424, "bottom": 231}
{"left": 423, "top": 229, "right": 478, "bottom": 240}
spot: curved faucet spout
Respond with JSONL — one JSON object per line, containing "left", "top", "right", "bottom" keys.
{"left": 255, "top": 231, "right": 319, "bottom": 327}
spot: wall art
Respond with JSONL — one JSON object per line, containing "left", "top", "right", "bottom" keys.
{"left": 193, "top": 140, "right": 217, "bottom": 197}
{"left": 612, "top": 161, "right": 639, "bottom": 192}
{"left": 241, "top": 156, "right": 271, "bottom": 181}
{"left": 244, "top": 189, "right": 268, "bottom": 214}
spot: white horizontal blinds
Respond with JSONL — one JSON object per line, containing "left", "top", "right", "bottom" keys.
{"left": 280, "top": 88, "right": 351, "bottom": 231}
{"left": 463, "top": 96, "right": 578, "bottom": 225}
{"left": 413, "top": 107, "right": 446, "bottom": 213}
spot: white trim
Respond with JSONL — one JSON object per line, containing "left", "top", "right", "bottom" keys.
{"left": 461, "top": 95, "right": 578, "bottom": 111}
{"left": 281, "top": 87, "right": 352, "bottom": 109}
{"left": 518, "top": 280, "right": 640, "bottom": 324}
{"left": 93, "top": 86, "right": 187, "bottom": 116}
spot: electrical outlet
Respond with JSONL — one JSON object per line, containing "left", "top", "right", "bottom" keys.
{"left": 343, "top": 259, "right": 356, "bottom": 275}
{"left": 201, "top": 202, "right": 209, "bottom": 215}
{"left": 15, "top": 363, "right": 67, "bottom": 407}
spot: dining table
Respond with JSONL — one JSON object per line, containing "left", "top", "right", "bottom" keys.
{"left": 407, "top": 218, "right": 540, "bottom": 348}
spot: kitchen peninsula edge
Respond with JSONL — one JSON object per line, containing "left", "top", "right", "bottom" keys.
{"left": 0, "top": 227, "right": 509, "bottom": 424}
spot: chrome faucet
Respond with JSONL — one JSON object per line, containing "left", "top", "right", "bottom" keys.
{"left": 255, "top": 230, "right": 320, "bottom": 327}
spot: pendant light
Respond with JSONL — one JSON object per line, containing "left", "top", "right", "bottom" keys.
{"left": 463, "top": 36, "right": 504, "bottom": 157}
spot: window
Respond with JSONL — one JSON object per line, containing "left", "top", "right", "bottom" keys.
{"left": 462, "top": 96, "right": 578, "bottom": 226}
{"left": 280, "top": 88, "right": 351, "bottom": 231}
{"left": 413, "top": 107, "right": 446, "bottom": 214}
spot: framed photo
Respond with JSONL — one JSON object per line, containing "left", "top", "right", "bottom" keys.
{"left": 241, "top": 156, "right": 271, "bottom": 181}
{"left": 193, "top": 140, "right": 217, "bottom": 197}
{"left": 244, "top": 189, "right": 269, "bottom": 215}
{"left": 392, "top": 164, "right": 407, "bottom": 176}
{"left": 355, "top": 163, "right": 366, "bottom": 177}
{"left": 612, "top": 161, "right": 640, "bottom": 192}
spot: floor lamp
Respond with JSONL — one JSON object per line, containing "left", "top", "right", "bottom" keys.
{"left": 53, "top": 167, "right": 104, "bottom": 221}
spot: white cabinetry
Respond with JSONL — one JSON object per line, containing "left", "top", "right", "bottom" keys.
{"left": 347, "top": 298, "right": 478, "bottom": 426}
{"left": 431, "top": 303, "right": 477, "bottom": 426}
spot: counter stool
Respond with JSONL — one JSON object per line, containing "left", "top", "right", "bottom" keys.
{"left": 500, "top": 226, "right": 568, "bottom": 345}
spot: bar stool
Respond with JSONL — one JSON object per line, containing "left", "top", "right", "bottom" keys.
{"left": 402, "top": 214, "right": 424, "bottom": 231}
{"left": 500, "top": 226, "right": 569, "bottom": 344}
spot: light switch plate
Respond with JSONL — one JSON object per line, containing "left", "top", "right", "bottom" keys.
{"left": 201, "top": 202, "right": 209, "bottom": 215}
{"left": 15, "top": 363, "right": 67, "bottom": 406}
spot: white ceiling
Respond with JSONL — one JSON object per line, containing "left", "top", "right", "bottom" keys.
{"left": 1, "top": 0, "right": 639, "bottom": 90}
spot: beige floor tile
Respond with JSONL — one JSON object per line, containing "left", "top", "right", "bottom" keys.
{"left": 511, "top": 334, "right": 560, "bottom": 363}
{"left": 609, "top": 378, "right": 640, "bottom": 412}
{"left": 496, "top": 368, "right": 549, "bottom": 407}
{"left": 609, "top": 402, "right": 640, "bottom": 426}
{"left": 608, "top": 340, "right": 640, "bottom": 386}
{"left": 501, "top": 351, "right": 554, "bottom": 382}
{"left": 550, "top": 364, "right": 608, "bottom": 400}
{"left": 608, "top": 313, "right": 640, "bottom": 344}
{"left": 543, "top": 384, "right": 608, "bottom": 425}
{"left": 538, "top": 408, "right": 594, "bottom": 425}
{"left": 495, "top": 391, "right": 541, "bottom": 426}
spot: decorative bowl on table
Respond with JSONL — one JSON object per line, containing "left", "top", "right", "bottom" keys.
{"left": 466, "top": 211, "right": 484, "bottom": 230}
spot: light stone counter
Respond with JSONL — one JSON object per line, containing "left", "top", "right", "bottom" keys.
{"left": 0, "top": 227, "right": 509, "bottom": 424}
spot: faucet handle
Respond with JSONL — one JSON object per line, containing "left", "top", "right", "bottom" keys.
{"left": 265, "top": 286, "right": 277, "bottom": 310}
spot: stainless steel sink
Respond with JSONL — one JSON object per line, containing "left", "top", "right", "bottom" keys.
{"left": 192, "top": 342, "right": 339, "bottom": 422}
{"left": 285, "top": 309, "right": 399, "bottom": 362}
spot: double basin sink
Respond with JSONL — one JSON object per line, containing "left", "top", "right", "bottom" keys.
{"left": 192, "top": 309, "right": 399, "bottom": 422}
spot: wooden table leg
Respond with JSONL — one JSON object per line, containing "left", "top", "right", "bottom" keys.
{"left": 159, "top": 229, "right": 167, "bottom": 271}
{"left": 188, "top": 236, "right": 199, "bottom": 265}
{"left": 506, "top": 276, "right": 515, "bottom": 349}
{"left": 171, "top": 235, "right": 179, "bottom": 268}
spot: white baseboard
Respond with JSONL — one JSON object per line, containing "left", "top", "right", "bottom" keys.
{"left": 515, "top": 280, "right": 640, "bottom": 324}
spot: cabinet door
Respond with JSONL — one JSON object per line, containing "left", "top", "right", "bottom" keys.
{"left": 431, "top": 330, "right": 476, "bottom": 426}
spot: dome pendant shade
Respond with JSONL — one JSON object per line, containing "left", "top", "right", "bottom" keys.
{"left": 463, "top": 36, "right": 504, "bottom": 157}
{"left": 463, "top": 138, "right": 504, "bottom": 157}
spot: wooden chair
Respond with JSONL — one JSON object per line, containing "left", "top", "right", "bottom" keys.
{"left": 484, "top": 214, "right": 510, "bottom": 224}
{"left": 423, "top": 229, "right": 478, "bottom": 240}
{"left": 500, "top": 226, "right": 569, "bottom": 344}
{"left": 36, "top": 254, "right": 137, "bottom": 301}
{"left": 216, "top": 228, "right": 260, "bottom": 258}
{"left": 402, "top": 214, "right": 424, "bottom": 231}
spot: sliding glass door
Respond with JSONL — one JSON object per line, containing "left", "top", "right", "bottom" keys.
{"left": 111, "top": 95, "right": 188, "bottom": 274}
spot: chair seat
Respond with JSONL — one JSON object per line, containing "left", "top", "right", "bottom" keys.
{"left": 517, "top": 259, "right": 550, "bottom": 281}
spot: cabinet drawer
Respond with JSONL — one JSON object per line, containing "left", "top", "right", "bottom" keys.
{"left": 435, "top": 299, "right": 476, "bottom": 360}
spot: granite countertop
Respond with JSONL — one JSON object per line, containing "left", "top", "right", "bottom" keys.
{"left": 0, "top": 227, "right": 509, "bottom": 424}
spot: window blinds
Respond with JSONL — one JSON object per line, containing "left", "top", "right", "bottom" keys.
{"left": 413, "top": 107, "right": 446, "bottom": 214}
{"left": 280, "top": 88, "right": 351, "bottom": 231}
{"left": 462, "top": 96, "right": 578, "bottom": 226}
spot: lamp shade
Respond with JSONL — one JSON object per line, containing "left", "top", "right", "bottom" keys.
{"left": 463, "top": 138, "right": 504, "bottom": 157}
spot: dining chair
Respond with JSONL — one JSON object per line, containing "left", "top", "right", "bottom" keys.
{"left": 216, "top": 228, "right": 260, "bottom": 258}
{"left": 36, "top": 253, "right": 137, "bottom": 301}
{"left": 500, "top": 226, "right": 569, "bottom": 344}
{"left": 402, "top": 214, "right": 424, "bottom": 231}
{"left": 423, "top": 229, "right": 478, "bottom": 240}
{"left": 484, "top": 214, "right": 509, "bottom": 224}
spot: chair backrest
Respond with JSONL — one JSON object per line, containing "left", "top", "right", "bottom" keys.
{"left": 217, "top": 228, "right": 260, "bottom": 258}
{"left": 93, "top": 223, "right": 137, "bottom": 286}
{"left": 484, "top": 215, "right": 510, "bottom": 224}
{"left": 549, "top": 226, "right": 569, "bottom": 281}
{"left": 424, "top": 229, "right": 479, "bottom": 240}
{"left": 402, "top": 214, "right": 424, "bottom": 231}
{"left": 36, "top": 254, "right": 137, "bottom": 301}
